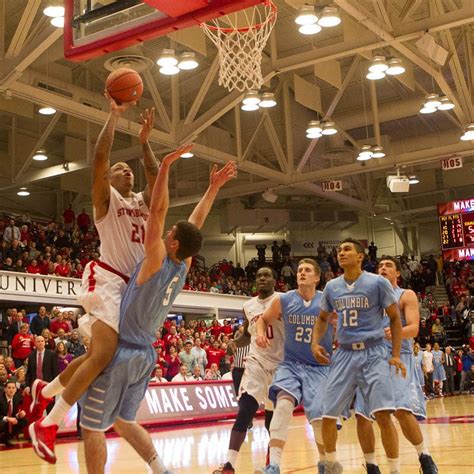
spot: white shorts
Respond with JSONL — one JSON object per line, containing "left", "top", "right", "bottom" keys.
{"left": 77, "top": 261, "right": 129, "bottom": 339}
{"left": 239, "top": 356, "right": 275, "bottom": 410}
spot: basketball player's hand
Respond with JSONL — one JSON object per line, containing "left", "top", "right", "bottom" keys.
{"left": 210, "top": 161, "right": 237, "bottom": 189}
{"left": 104, "top": 91, "right": 136, "bottom": 114}
{"left": 162, "top": 144, "right": 194, "bottom": 167}
{"left": 384, "top": 327, "right": 392, "bottom": 340}
{"left": 389, "top": 356, "right": 406, "bottom": 378}
{"left": 311, "top": 344, "right": 330, "bottom": 365}
{"left": 139, "top": 107, "right": 155, "bottom": 144}
{"left": 256, "top": 334, "right": 270, "bottom": 348}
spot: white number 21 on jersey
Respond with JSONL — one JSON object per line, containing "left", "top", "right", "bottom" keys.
{"left": 342, "top": 309, "right": 358, "bottom": 327}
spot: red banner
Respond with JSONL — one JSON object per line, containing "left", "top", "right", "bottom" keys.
{"left": 438, "top": 198, "right": 474, "bottom": 216}
{"left": 58, "top": 380, "right": 243, "bottom": 435}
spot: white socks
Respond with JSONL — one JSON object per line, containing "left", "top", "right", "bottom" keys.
{"left": 269, "top": 446, "right": 282, "bottom": 466}
{"left": 227, "top": 449, "right": 239, "bottom": 467}
{"left": 42, "top": 396, "right": 71, "bottom": 427}
{"left": 364, "top": 452, "right": 376, "bottom": 465}
{"left": 326, "top": 451, "right": 337, "bottom": 463}
{"left": 42, "top": 377, "right": 66, "bottom": 399}
{"left": 148, "top": 454, "right": 166, "bottom": 474}
{"left": 387, "top": 457, "right": 400, "bottom": 473}
{"left": 414, "top": 442, "right": 429, "bottom": 456}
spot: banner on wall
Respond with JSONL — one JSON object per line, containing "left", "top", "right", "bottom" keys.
{"left": 59, "top": 380, "right": 244, "bottom": 434}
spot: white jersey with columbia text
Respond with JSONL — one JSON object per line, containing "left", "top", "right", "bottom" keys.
{"left": 243, "top": 292, "right": 284, "bottom": 371}
{"left": 95, "top": 186, "right": 149, "bottom": 276}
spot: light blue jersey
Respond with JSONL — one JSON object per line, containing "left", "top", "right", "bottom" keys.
{"left": 80, "top": 256, "right": 188, "bottom": 431}
{"left": 320, "top": 271, "right": 397, "bottom": 345}
{"left": 280, "top": 290, "right": 333, "bottom": 366}
{"left": 383, "top": 286, "right": 413, "bottom": 355}
{"left": 120, "top": 256, "right": 188, "bottom": 348}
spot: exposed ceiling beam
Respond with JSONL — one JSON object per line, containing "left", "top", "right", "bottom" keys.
{"left": 142, "top": 69, "right": 171, "bottom": 133}
{"left": 334, "top": 0, "right": 467, "bottom": 124}
{"left": 372, "top": 0, "right": 393, "bottom": 30}
{"left": 5, "top": 0, "right": 41, "bottom": 58}
{"left": 398, "top": 0, "right": 423, "bottom": 23}
{"left": 263, "top": 111, "right": 288, "bottom": 173}
{"left": 15, "top": 112, "right": 63, "bottom": 181}
{"left": 297, "top": 56, "right": 360, "bottom": 172}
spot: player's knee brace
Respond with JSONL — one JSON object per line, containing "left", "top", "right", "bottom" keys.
{"left": 270, "top": 394, "right": 295, "bottom": 442}
{"left": 311, "top": 420, "right": 323, "bottom": 446}
{"left": 233, "top": 393, "right": 259, "bottom": 432}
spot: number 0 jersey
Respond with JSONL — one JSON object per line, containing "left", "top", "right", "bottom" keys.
{"left": 119, "top": 256, "right": 188, "bottom": 348}
{"left": 280, "top": 290, "right": 333, "bottom": 366}
{"left": 244, "top": 292, "right": 285, "bottom": 371}
{"left": 95, "top": 186, "right": 149, "bottom": 276}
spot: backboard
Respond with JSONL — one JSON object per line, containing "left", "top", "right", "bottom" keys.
{"left": 64, "top": 0, "right": 263, "bottom": 62}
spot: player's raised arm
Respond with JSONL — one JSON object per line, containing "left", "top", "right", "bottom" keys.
{"left": 232, "top": 319, "right": 251, "bottom": 349}
{"left": 385, "top": 303, "right": 406, "bottom": 378}
{"left": 311, "top": 309, "right": 330, "bottom": 364}
{"left": 256, "top": 295, "right": 281, "bottom": 348}
{"left": 185, "top": 161, "right": 237, "bottom": 268}
{"left": 93, "top": 93, "right": 135, "bottom": 220}
{"left": 137, "top": 144, "right": 192, "bottom": 282}
{"left": 138, "top": 107, "right": 160, "bottom": 207}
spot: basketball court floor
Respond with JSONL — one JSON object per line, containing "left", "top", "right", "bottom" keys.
{"left": 1, "top": 395, "right": 472, "bottom": 473}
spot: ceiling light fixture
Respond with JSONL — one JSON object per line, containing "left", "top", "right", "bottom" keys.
{"left": 321, "top": 121, "right": 337, "bottom": 135}
{"left": 295, "top": 5, "right": 319, "bottom": 25}
{"left": 259, "top": 92, "right": 277, "bottom": 108}
{"left": 177, "top": 52, "right": 198, "bottom": 70}
{"left": 33, "top": 151, "right": 48, "bottom": 161}
{"left": 299, "top": 23, "right": 322, "bottom": 35}
{"left": 424, "top": 93, "right": 442, "bottom": 108}
{"left": 241, "top": 103, "right": 260, "bottom": 111}
{"left": 242, "top": 90, "right": 261, "bottom": 106}
{"left": 437, "top": 96, "right": 455, "bottom": 110}
{"left": 357, "top": 144, "right": 373, "bottom": 161}
{"left": 419, "top": 106, "right": 437, "bottom": 114}
{"left": 460, "top": 123, "right": 474, "bottom": 141}
{"left": 306, "top": 120, "right": 322, "bottom": 136}
{"left": 371, "top": 145, "right": 386, "bottom": 158}
{"left": 159, "top": 65, "right": 180, "bottom": 75}
{"left": 368, "top": 56, "right": 388, "bottom": 73}
{"left": 180, "top": 151, "right": 194, "bottom": 159}
{"left": 409, "top": 175, "right": 420, "bottom": 184}
{"left": 317, "top": 7, "right": 341, "bottom": 27}
{"left": 366, "top": 70, "right": 386, "bottom": 80}
{"left": 157, "top": 49, "right": 178, "bottom": 67}
{"left": 385, "top": 58, "right": 405, "bottom": 76}
{"left": 43, "top": 5, "right": 65, "bottom": 17}
{"left": 17, "top": 187, "right": 30, "bottom": 197}
{"left": 50, "top": 16, "right": 64, "bottom": 28}
{"left": 39, "top": 106, "right": 56, "bottom": 115}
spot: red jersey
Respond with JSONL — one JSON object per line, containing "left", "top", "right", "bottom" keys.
{"left": 206, "top": 348, "right": 226, "bottom": 368}
{"left": 11, "top": 333, "right": 34, "bottom": 360}
{"left": 221, "top": 325, "right": 233, "bottom": 336}
{"left": 50, "top": 319, "right": 70, "bottom": 335}
{"left": 210, "top": 325, "right": 222, "bottom": 338}
{"left": 27, "top": 264, "right": 41, "bottom": 274}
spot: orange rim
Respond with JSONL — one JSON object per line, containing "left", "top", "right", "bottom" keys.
{"left": 200, "top": 0, "right": 277, "bottom": 33}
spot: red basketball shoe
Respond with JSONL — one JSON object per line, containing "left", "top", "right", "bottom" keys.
{"left": 29, "top": 379, "right": 53, "bottom": 423}
{"left": 29, "top": 417, "right": 58, "bottom": 464}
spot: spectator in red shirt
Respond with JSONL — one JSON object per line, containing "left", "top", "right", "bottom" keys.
{"left": 163, "top": 326, "right": 178, "bottom": 350}
{"left": 11, "top": 323, "right": 35, "bottom": 368}
{"left": 55, "top": 260, "right": 70, "bottom": 277}
{"left": 27, "top": 259, "right": 41, "bottom": 274}
{"left": 76, "top": 208, "right": 91, "bottom": 233}
{"left": 165, "top": 346, "right": 181, "bottom": 381}
{"left": 221, "top": 320, "right": 234, "bottom": 337}
{"left": 210, "top": 320, "right": 222, "bottom": 339}
{"left": 206, "top": 340, "right": 226, "bottom": 369}
{"left": 62, "top": 204, "right": 75, "bottom": 232}
{"left": 49, "top": 312, "right": 71, "bottom": 337}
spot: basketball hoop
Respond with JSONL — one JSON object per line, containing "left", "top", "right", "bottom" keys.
{"left": 200, "top": 0, "right": 277, "bottom": 92}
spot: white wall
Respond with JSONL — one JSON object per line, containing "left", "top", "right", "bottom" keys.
{"left": 418, "top": 221, "right": 442, "bottom": 256}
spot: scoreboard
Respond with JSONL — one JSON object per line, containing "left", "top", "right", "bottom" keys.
{"left": 438, "top": 198, "right": 474, "bottom": 261}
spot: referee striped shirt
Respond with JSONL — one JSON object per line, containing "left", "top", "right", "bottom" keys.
{"left": 233, "top": 344, "right": 251, "bottom": 368}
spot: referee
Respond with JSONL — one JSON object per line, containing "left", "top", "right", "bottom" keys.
{"left": 227, "top": 326, "right": 250, "bottom": 396}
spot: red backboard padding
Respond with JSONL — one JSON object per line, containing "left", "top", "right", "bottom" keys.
{"left": 142, "top": 0, "right": 209, "bottom": 18}
{"left": 64, "top": 0, "right": 263, "bottom": 62}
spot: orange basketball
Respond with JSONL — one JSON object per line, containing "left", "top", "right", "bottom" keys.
{"left": 105, "top": 68, "right": 143, "bottom": 104}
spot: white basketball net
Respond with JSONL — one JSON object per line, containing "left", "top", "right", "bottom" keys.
{"left": 200, "top": 1, "right": 277, "bottom": 92}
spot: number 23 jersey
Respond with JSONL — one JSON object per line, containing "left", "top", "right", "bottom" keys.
{"left": 244, "top": 292, "right": 285, "bottom": 371}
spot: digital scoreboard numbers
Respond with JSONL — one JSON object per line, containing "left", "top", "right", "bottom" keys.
{"left": 439, "top": 214, "right": 464, "bottom": 249}
{"left": 438, "top": 199, "right": 474, "bottom": 261}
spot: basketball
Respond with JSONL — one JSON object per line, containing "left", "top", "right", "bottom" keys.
{"left": 105, "top": 68, "right": 143, "bottom": 104}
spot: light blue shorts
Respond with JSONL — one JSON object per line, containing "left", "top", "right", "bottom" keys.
{"left": 323, "top": 344, "right": 395, "bottom": 419}
{"left": 80, "top": 345, "right": 154, "bottom": 431}
{"left": 269, "top": 361, "right": 329, "bottom": 422}
{"left": 433, "top": 363, "right": 446, "bottom": 382}
{"left": 355, "top": 352, "right": 426, "bottom": 420}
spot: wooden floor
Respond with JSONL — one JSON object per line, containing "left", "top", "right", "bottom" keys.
{"left": 1, "top": 395, "right": 473, "bottom": 473}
